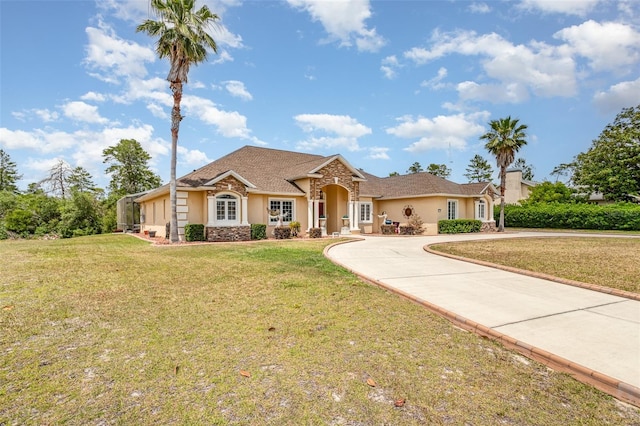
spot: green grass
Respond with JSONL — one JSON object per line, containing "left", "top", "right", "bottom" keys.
{"left": 430, "top": 236, "right": 640, "bottom": 294}
{"left": 1, "top": 234, "right": 638, "bottom": 424}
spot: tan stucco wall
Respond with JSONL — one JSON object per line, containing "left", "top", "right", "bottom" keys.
{"left": 139, "top": 194, "right": 167, "bottom": 234}
{"left": 321, "top": 184, "right": 349, "bottom": 234}
{"left": 140, "top": 186, "right": 494, "bottom": 237}
{"left": 247, "top": 193, "right": 309, "bottom": 231}
{"left": 247, "top": 194, "right": 265, "bottom": 225}
{"left": 183, "top": 191, "right": 203, "bottom": 224}
{"left": 504, "top": 169, "right": 534, "bottom": 205}
{"left": 374, "top": 197, "right": 451, "bottom": 225}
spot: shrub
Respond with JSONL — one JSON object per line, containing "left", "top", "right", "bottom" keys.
{"left": 251, "top": 223, "right": 267, "bottom": 240}
{"left": 438, "top": 219, "right": 482, "bottom": 234}
{"left": 308, "top": 227, "right": 322, "bottom": 238}
{"left": 289, "top": 221, "right": 301, "bottom": 237}
{"left": 273, "top": 226, "right": 291, "bottom": 239}
{"left": 499, "top": 202, "right": 640, "bottom": 230}
{"left": 184, "top": 224, "right": 205, "bottom": 242}
{"left": 5, "top": 209, "right": 37, "bottom": 236}
{"left": 399, "top": 225, "right": 415, "bottom": 235}
{"left": 381, "top": 224, "right": 396, "bottom": 235}
{"left": 408, "top": 214, "right": 425, "bottom": 234}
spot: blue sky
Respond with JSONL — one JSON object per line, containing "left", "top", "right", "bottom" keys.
{"left": 1, "top": 0, "right": 639, "bottom": 191}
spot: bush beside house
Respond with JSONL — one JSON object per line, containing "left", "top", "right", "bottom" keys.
{"left": 497, "top": 203, "right": 640, "bottom": 230}
{"left": 184, "top": 224, "right": 206, "bottom": 242}
{"left": 439, "top": 219, "right": 482, "bottom": 234}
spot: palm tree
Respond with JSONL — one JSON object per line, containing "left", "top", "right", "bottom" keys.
{"left": 480, "top": 116, "right": 528, "bottom": 232}
{"left": 137, "top": 0, "right": 218, "bottom": 243}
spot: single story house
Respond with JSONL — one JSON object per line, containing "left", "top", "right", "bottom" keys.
{"left": 136, "top": 146, "right": 497, "bottom": 241}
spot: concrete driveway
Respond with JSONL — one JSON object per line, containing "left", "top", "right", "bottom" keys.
{"left": 325, "top": 232, "right": 640, "bottom": 404}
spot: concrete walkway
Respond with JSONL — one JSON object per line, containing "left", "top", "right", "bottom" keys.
{"left": 325, "top": 232, "right": 640, "bottom": 405}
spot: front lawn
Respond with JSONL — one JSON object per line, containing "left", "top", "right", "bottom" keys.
{"left": 430, "top": 236, "right": 640, "bottom": 294}
{"left": 1, "top": 235, "right": 638, "bottom": 424}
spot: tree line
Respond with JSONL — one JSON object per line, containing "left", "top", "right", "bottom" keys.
{"left": 0, "top": 139, "right": 160, "bottom": 239}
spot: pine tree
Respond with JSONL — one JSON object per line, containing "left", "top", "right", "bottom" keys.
{"left": 0, "top": 149, "right": 22, "bottom": 193}
{"left": 464, "top": 154, "right": 494, "bottom": 183}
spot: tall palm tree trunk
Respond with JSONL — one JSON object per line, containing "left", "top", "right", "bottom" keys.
{"left": 498, "top": 166, "right": 506, "bottom": 232}
{"left": 169, "top": 81, "right": 183, "bottom": 243}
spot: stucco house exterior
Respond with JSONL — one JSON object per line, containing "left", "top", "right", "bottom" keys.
{"left": 136, "top": 146, "right": 496, "bottom": 241}
{"left": 504, "top": 168, "right": 537, "bottom": 205}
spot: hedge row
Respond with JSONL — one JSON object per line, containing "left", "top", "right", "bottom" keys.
{"left": 497, "top": 203, "right": 640, "bottom": 230}
{"left": 251, "top": 223, "right": 267, "bottom": 240}
{"left": 184, "top": 223, "right": 205, "bottom": 242}
{"left": 438, "top": 219, "right": 482, "bottom": 234}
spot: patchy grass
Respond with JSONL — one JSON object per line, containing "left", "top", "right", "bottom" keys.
{"left": 1, "top": 234, "right": 638, "bottom": 425}
{"left": 430, "top": 236, "right": 640, "bottom": 294}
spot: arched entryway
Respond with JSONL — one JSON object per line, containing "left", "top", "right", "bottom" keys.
{"left": 319, "top": 184, "right": 350, "bottom": 235}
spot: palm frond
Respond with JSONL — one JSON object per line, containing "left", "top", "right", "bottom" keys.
{"left": 137, "top": 0, "right": 219, "bottom": 83}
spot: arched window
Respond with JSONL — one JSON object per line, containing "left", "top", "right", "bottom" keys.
{"left": 475, "top": 199, "right": 486, "bottom": 221}
{"left": 216, "top": 194, "right": 238, "bottom": 225}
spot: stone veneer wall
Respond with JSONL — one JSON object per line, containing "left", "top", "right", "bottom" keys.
{"left": 206, "top": 175, "right": 248, "bottom": 197}
{"left": 481, "top": 221, "right": 497, "bottom": 232}
{"left": 312, "top": 160, "right": 359, "bottom": 201}
{"left": 206, "top": 226, "right": 251, "bottom": 242}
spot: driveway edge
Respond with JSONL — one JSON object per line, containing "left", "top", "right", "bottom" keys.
{"left": 424, "top": 244, "right": 640, "bottom": 302}
{"left": 324, "top": 240, "right": 640, "bottom": 408}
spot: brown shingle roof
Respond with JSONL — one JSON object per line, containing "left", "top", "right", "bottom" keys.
{"left": 177, "top": 146, "right": 331, "bottom": 194}
{"left": 360, "top": 171, "right": 486, "bottom": 199}
{"left": 145, "top": 145, "right": 492, "bottom": 199}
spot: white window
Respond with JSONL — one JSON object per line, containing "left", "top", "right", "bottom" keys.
{"left": 216, "top": 194, "right": 238, "bottom": 225}
{"left": 360, "top": 202, "right": 372, "bottom": 222}
{"left": 269, "top": 199, "right": 294, "bottom": 224}
{"left": 475, "top": 200, "right": 486, "bottom": 221}
{"left": 447, "top": 200, "right": 458, "bottom": 220}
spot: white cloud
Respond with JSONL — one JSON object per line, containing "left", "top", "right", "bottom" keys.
{"left": 177, "top": 146, "right": 213, "bottom": 168}
{"left": 294, "top": 113, "right": 371, "bottom": 151}
{"left": 404, "top": 29, "right": 578, "bottom": 101}
{"left": 97, "top": 0, "right": 151, "bottom": 23}
{"left": 1, "top": 124, "right": 168, "bottom": 174}
{"left": 109, "top": 77, "right": 171, "bottom": 106}
{"left": 386, "top": 112, "right": 490, "bottom": 153}
{"left": 184, "top": 95, "right": 259, "bottom": 140}
{"left": 80, "top": 92, "right": 106, "bottom": 102}
{"left": 457, "top": 81, "right": 530, "bottom": 103}
{"left": 0, "top": 128, "right": 79, "bottom": 153}
{"left": 11, "top": 112, "right": 26, "bottom": 122}
{"left": 212, "top": 50, "right": 234, "bottom": 64}
{"left": 62, "top": 101, "right": 109, "bottom": 124}
{"left": 468, "top": 2, "right": 491, "bottom": 14}
{"left": 84, "top": 22, "right": 155, "bottom": 83}
{"left": 554, "top": 20, "right": 640, "bottom": 73}
{"left": 380, "top": 55, "right": 400, "bottom": 79}
{"left": 593, "top": 77, "right": 640, "bottom": 113}
{"left": 421, "top": 67, "right": 448, "bottom": 90}
{"left": 518, "top": 0, "right": 602, "bottom": 16}
{"left": 367, "top": 147, "right": 390, "bottom": 160}
{"left": 190, "top": 81, "right": 207, "bottom": 90}
{"left": 33, "top": 109, "right": 59, "bottom": 123}
{"left": 211, "top": 23, "right": 244, "bottom": 49}
{"left": 224, "top": 80, "right": 253, "bottom": 100}
{"left": 24, "top": 156, "right": 69, "bottom": 175}
{"left": 69, "top": 124, "right": 168, "bottom": 171}
{"left": 287, "top": 0, "right": 385, "bottom": 52}
{"left": 146, "top": 103, "right": 169, "bottom": 120}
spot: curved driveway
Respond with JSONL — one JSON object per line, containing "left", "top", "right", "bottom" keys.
{"left": 326, "top": 232, "right": 640, "bottom": 403}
